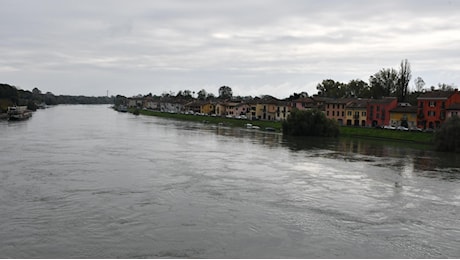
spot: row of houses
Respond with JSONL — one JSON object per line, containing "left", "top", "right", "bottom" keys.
{"left": 127, "top": 89, "right": 460, "bottom": 129}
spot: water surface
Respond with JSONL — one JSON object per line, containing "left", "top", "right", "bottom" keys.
{"left": 1, "top": 105, "right": 459, "bottom": 258}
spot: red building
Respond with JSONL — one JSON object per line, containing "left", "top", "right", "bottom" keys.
{"left": 366, "top": 97, "right": 398, "bottom": 127}
{"left": 417, "top": 89, "right": 460, "bottom": 129}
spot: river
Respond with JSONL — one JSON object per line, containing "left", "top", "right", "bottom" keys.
{"left": 0, "top": 105, "right": 459, "bottom": 258}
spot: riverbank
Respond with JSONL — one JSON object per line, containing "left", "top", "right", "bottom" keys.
{"left": 129, "top": 108, "right": 434, "bottom": 145}
{"left": 135, "top": 109, "right": 283, "bottom": 131}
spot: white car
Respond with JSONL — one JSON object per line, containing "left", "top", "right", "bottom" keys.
{"left": 383, "top": 125, "right": 396, "bottom": 130}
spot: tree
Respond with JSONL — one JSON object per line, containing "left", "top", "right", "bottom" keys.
{"left": 369, "top": 68, "right": 399, "bottom": 98}
{"left": 438, "top": 83, "right": 455, "bottom": 91}
{"left": 218, "top": 86, "right": 232, "bottom": 99}
{"left": 316, "top": 79, "right": 346, "bottom": 98}
{"left": 414, "top": 77, "right": 425, "bottom": 92}
{"left": 282, "top": 109, "right": 339, "bottom": 137}
{"left": 346, "top": 79, "right": 371, "bottom": 98}
{"left": 397, "top": 59, "right": 411, "bottom": 102}
{"left": 434, "top": 116, "right": 460, "bottom": 152}
{"left": 197, "top": 89, "right": 207, "bottom": 100}
{"left": 182, "top": 90, "right": 193, "bottom": 99}
{"left": 206, "top": 93, "right": 215, "bottom": 100}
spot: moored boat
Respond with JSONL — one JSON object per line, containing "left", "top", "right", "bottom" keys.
{"left": 7, "top": 106, "right": 32, "bottom": 121}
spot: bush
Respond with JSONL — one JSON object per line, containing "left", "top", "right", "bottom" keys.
{"left": 282, "top": 109, "right": 339, "bottom": 137}
{"left": 434, "top": 116, "right": 460, "bottom": 152}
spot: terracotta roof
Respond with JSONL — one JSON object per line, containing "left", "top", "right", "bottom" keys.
{"left": 390, "top": 106, "right": 417, "bottom": 113}
{"left": 325, "top": 98, "right": 356, "bottom": 104}
{"left": 293, "top": 97, "right": 314, "bottom": 103}
{"left": 368, "top": 97, "right": 397, "bottom": 104}
{"left": 346, "top": 99, "right": 370, "bottom": 109}
{"left": 417, "top": 90, "right": 456, "bottom": 99}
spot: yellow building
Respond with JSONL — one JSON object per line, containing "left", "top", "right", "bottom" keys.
{"left": 200, "top": 102, "right": 215, "bottom": 115}
{"left": 275, "top": 101, "right": 291, "bottom": 121}
{"left": 345, "top": 99, "right": 369, "bottom": 126}
{"left": 255, "top": 99, "right": 277, "bottom": 120}
{"left": 389, "top": 105, "right": 417, "bottom": 128}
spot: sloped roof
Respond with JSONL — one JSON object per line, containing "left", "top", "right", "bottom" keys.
{"left": 346, "top": 99, "right": 370, "bottom": 109}
{"left": 325, "top": 98, "right": 356, "bottom": 104}
{"left": 368, "top": 97, "right": 397, "bottom": 104}
{"left": 390, "top": 106, "right": 417, "bottom": 113}
{"left": 417, "top": 90, "right": 456, "bottom": 99}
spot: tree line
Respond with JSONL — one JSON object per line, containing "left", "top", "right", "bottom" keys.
{"left": 0, "top": 83, "right": 113, "bottom": 112}
{"left": 315, "top": 59, "right": 456, "bottom": 105}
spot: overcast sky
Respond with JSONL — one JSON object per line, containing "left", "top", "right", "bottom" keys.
{"left": 1, "top": 0, "right": 460, "bottom": 98}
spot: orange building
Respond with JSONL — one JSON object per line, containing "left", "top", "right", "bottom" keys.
{"left": 417, "top": 89, "right": 460, "bottom": 129}
{"left": 366, "top": 97, "right": 398, "bottom": 127}
{"left": 325, "top": 98, "right": 355, "bottom": 126}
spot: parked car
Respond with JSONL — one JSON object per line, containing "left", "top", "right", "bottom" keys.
{"left": 396, "top": 126, "right": 409, "bottom": 131}
{"left": 383, "top": 125, "right": 396, "bottom": 130}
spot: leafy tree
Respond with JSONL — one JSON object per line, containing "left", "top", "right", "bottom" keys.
{"left": 438, "top": 83, "right": 455, "bottom": 91}
{"left": 32, "top": 87, "right": 42, "bottom": 95}
{"left": 114, "top": 95, "right": 127, "bottom": 107}
{"left": 218, "top": 86, "right": 232, "bottom": 99}
{"left": 0, "top": 83, "right": 19, "bottom": 104}
{"left": 434, "top": 116, "right": 460, "bottom": 152}
{"left": 182, "top": 89, "right": 193, "bottom": 99}
{"left": 282, "top": 109, "right": 339, "bottom": 137}
{"left": 316, "top": 79, "right": 346, "bottom": 98}
{"left": 197, "top": 89, "right": 207, "bottom": 100}
{"left": 206, "top": 93, "right": 215, "bottom": 100}
{"left": 414, "top": 77, "right": 425, "bottom": 92}
{"left": 369, "top": 68, "right": 399, "bottom": 98}
{"left": 44, "top": 92, "right": 57, "bottom": 105}
{"left": 397, "top": 59, "right": 411, "bottom": 102}
{"left": 346, "top": 79, "right": 371, "bottom": 98}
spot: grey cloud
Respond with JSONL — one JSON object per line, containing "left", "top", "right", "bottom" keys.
{"left": 1, "top": 0, "right": 460, "bottom": 98}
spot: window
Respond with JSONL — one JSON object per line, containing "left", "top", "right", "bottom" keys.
{"left": 419, "top": 102, "right": 423, "bottom": 108}
{"left": 428, "top": 111, "right": 436, "bottom": 116}
{"left": 429, "top": 101, "right": 436, "bottom": 107}
{"left": 362, "top": 111, "right": 366, "bottom": 117}
{"left": 342, "top": 111, "right": 345, "bottom": 117}
{"left": 347, "top": 111, "right": 352, "bottom": 116}
{"left": 376, "top": 106, "right": 380, "bottom": 112}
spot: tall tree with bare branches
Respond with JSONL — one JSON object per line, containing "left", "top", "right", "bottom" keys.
{"left": 397, "top": 59, "right": 411, "bottom": 102}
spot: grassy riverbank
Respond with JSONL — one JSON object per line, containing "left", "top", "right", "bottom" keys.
{"left": 339, "top": 126, "right": 433, "bottom": 144}
{"left": 137, "top": 109, "right": 283, "bottom": 131}
{"left": 132, "top": 109, "right": 434, "bottom": 144}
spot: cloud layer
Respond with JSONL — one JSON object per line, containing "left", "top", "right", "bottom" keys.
{"left": 1, "top": 0, "right": 460, "bottom": 97}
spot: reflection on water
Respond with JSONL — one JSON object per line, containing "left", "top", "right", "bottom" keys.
{"left": 280, "top": 135, "right": 460, "bottom": 182}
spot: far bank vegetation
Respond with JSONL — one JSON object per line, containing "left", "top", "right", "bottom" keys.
{"left": 282, "top": 109, "right": 339, "bottom": 137}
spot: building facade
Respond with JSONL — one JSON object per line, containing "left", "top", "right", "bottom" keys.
{"left": 417, "top": 90, "right": 460, "bottom": 129}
